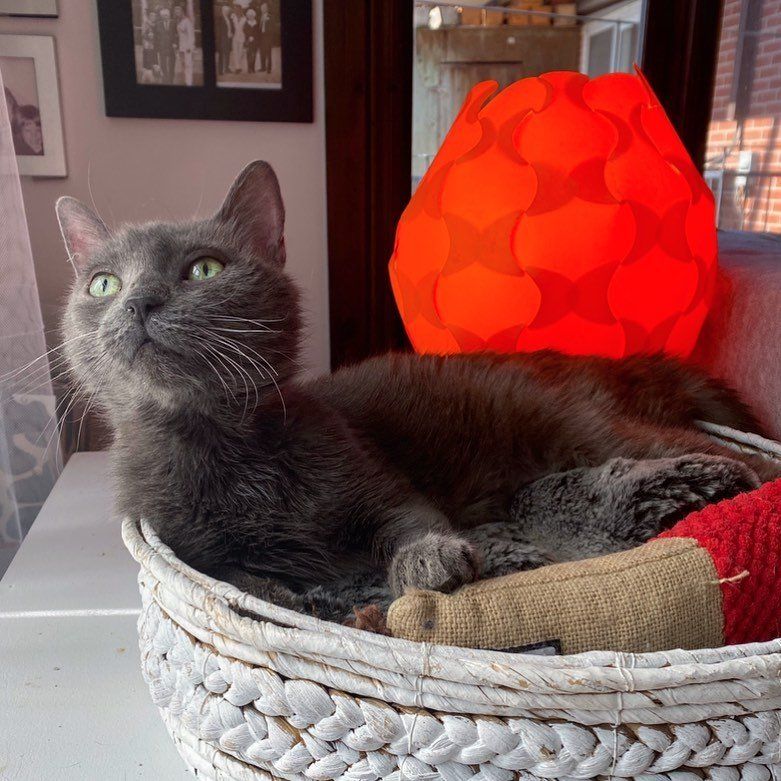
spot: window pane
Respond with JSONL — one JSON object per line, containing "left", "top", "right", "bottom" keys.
{"left": 706, "top": 0, "right": 781, "bottom": 234}
{"left": 412, "top": 1, "right": 644, "bottom": 189}
{"left": 617, "top": 23, "right": 638, "bottom": 73}
{"left": 587, "top": 29, "right": 614, "bottom": 77}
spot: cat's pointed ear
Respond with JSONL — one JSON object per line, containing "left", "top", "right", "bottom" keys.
{"left": 56, "top": 197, "right": 110, "bottom": 270}
{"left": 216, "top": 161, "right": 285, "bottom": 265}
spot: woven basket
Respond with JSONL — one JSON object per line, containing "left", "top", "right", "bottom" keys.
{"left": 122, "top": 423, "right": 781, "bottom": 781}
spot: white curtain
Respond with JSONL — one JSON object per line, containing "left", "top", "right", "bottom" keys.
{"left": 0, "top": 66, "right": 60, "bottom": 575}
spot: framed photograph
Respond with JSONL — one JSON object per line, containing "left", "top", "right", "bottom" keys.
{"left": 215, "top": 0, "right": 282, "bottom": 90}
{"left": 0, "top": 0, "right": 57, "bottom": 16}
{"left": 96, "top": 0, "right": 312, "bottom": 122}
{"left": 0, "top": 35, "right": 66, "bottom": 177}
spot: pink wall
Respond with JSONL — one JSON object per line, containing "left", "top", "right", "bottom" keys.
{"left": 0, "top": 0, "right": 330, "bottom": 374}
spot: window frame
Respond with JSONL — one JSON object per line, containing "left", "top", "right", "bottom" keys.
{"left": 579, "top": 0, "right": 643, "bottom": 78}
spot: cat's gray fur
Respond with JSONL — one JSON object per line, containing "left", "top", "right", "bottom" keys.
{"left": 55, "top": 161, "right": 780, "bottom": 608}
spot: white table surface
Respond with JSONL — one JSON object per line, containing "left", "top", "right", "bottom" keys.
{"left": 0, "top": 452, "right": 192, "bottom": 780}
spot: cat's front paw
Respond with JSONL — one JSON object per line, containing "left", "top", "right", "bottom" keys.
{"left": 389, "top": 533, "right": 480, "bottom": 596}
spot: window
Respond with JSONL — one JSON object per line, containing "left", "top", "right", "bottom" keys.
{"left": 706, "top": 0, "right": 781, "bottom": 234}
{"left": 579, "top": 0, "right": 643, "bottom": 78}
{"left": 412, "top": 1, "right": 645, "bottom": 189}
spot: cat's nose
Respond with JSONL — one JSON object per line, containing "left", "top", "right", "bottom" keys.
{"left": 125, "top": 294, "right": 164, "bottom": 324}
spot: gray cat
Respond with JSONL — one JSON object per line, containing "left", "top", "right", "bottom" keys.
{"left": 55, "top": 161, "right": 777, "bottom": 606}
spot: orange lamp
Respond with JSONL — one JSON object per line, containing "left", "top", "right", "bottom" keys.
{"left": 389, "top": 69, "right": 717, "bottom": 358}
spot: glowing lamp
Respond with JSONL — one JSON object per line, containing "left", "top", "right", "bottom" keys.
{"left": 389, "top": 69, "right": 717, "bottom": 358}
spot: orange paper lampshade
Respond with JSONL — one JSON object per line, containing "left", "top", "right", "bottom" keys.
{"left": 389, "top": 69, "right": 718, "bottom": 358}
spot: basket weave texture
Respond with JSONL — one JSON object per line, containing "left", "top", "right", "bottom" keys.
{"left": 123, "top": 423, "right": 781, "bottom": 781}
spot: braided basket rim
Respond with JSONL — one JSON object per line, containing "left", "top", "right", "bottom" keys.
{"left": 123, "top": 423, "right": 781, "bottom": 705}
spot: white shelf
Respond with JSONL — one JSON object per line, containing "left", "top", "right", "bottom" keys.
{"left": 0, "top": 453, "right": 191, "bottom": 779}
{"left": 0, "top": 453, "right": 142, "bottom": 614}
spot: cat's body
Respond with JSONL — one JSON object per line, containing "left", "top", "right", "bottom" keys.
{"left": 55, "top": 161, "right": 778, "bottom": 600}
{"left": 310, "top": 350, "right": 765, "bottom": 529}
{"left": 111, "top": 347, "right": 769, "bottom": 594}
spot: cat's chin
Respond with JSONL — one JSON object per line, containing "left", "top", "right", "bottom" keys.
{"left": 105, "top": 374, "right": 204, "bottom": 417}
{"left": 121, "top": 333, "right": 183, "bottom": 370}
{"left": 130, "top": 338, "right": 153, "bottom": 362}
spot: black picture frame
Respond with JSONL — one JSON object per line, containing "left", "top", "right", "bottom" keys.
{"left": 96, "top": 0, "right": 313, "bottom": 123}
{"left": 0, "top": 0, "right": 58, "bottom": 16}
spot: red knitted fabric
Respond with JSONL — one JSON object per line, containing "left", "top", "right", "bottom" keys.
{"left": 659, "top": 478, "right": 781, "bottom": 644}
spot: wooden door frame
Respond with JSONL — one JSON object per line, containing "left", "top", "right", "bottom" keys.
{"left": 323, "top": 0, "right": 412, "bottom": 369}
{"left": 324, "top": 0, "right": 726, "bottom": 369}
{"left": 640, "top": 0, "right": 725, "bottom": 170}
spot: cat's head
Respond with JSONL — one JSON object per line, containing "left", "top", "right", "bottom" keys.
{"left": 57, "top": 161, "right": 301, "bottom": 421}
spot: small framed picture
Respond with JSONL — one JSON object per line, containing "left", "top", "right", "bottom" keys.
{"left": 214, "top": 0, "right": 282, "bottom": 90}
{"left": 0, "top": 0, "right": 57, "bottom": 16}
{"left": 96, "top": 0, "right": 312, "bottom": 123}
{"left": 0, "top": 34, "right": 67, "bottom": 177}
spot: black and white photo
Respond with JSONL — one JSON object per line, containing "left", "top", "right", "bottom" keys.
{"left": 213, "top": 0, "right": 282, "bottom": 90}
{"left": 97, "top": 0, "right": 312, "bottom": 122}
{"left": 133, "top": 0, "right": 204, "bottom": 86}
{"left": 0, "top": 35, "right": 66, "bottom": 176}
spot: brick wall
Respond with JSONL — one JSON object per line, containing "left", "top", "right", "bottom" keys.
{"left": 706, "top": 0, "right": 781, "bottom": 233}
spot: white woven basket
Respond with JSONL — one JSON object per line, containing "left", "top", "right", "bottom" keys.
{"left": 122, "top": 423, "right": 781, "bottom": 781}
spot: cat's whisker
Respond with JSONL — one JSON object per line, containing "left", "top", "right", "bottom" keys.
{"left": 40, "top": 384, "right": 86, "bottom": 462}
{"left": 157, "top": 322, "right": 246, "bottom": 406}
{"left": 86, "top": 158, "right": 114, "bottom": 229}
{"left": 211, "top": 315, "right": 276, "bottom": 325}
{"left": 0, "top": 331, "right": 98, "bottom": 385}
{"left": 213, "top": 314, "right": 286, "bottom": 321}
{"left": 210, "top": 319, "right": 276, "bottom": 334}
{"left": 36, "top": 388, "right": 74, "bottom": 445}
{"left": 214, "top": 338, "right": 268, "bottom": 419}
{"left": 264, "top": 347, "right": 305, "bottom": 370}
{"left": 10, "top": 355, "right": 75, "bottom": 395}
{"left": 6, "top": 372, "right": 60, "bottom": 401}
{"left": 213, "top": 315, "right": 286, "bottom": 327}
{"left": 74, "top": 400, "right": 92, "bottom": 453}
{"left": 210, "top": 332, "right": 279, "bottom": 378}
{"left": 199, "top": 343, "right": 236, "bottom": 403}
{"left": 208, "top": 329, "right": 284, "bottom": 399}
{"left": 208, "top": 331, "right": 268, "bottom": 376}
{"left": 202, "top": 339, "right": 254, "bottom": 420}
{"left": 212, "top": 327, "right": 281, "bottom": 335}
{"left": 58, "top": 353, "right": 112, "bottom": 459}
{"left": 2, "top": 356, "right": 86, "bottom": 409}
{"left": 266, "top": 372, "right": 287, "bottom": 424}
{"left": 213, "top": 333, "right": 286, "bottom": 423}
{"left": 14, "top": 342, "right": 102, "bottom": 400}
{"left": 14, "top": 370, "right": 72, "bottom": 399}
{"left": 74, "top": 364, "right": 110, "bottom": 454}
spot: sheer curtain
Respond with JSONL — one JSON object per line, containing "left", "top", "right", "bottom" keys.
{"left": 0, "top": 67, "right": 60, "bottom": 575}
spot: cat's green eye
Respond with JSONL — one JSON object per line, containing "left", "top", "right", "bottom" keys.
{"left": 88, "top": 273, "right": 122, "bottom": 298}
{"left": 188, "top": 257, "right": 224, "bottom": 281}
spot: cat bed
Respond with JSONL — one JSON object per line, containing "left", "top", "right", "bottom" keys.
{"left": 123, "top": 423, "right": 781, "bottom": 781}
